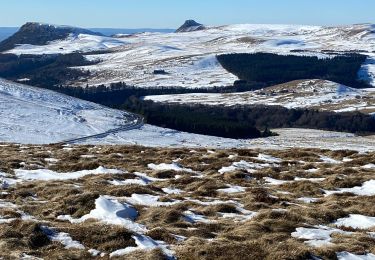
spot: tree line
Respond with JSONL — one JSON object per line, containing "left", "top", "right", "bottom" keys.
{"left": 122, "top": 98, "right": 375, "bottom": 137}
{"left": 217, "top": 53, "right": 369, "bottom": 89}
{"left": 0, "top": 53, "right": 95, "bottom": 87}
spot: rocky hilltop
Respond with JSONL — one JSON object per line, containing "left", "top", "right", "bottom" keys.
{"left": 175, "top": 19, "right": 206, "bottom": 33}
{"left": 0, "top": 22, "right": 102, "bottom": 52}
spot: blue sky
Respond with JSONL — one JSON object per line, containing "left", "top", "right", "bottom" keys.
{"left": 1, "top": 0, "right": 374, "bottom": 28}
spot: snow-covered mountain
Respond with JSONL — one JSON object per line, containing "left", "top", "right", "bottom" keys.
{"left": 2, "top": 22, "right": 375, "bottom": 88}
{"left": 0, "top": 22, "right": 129, "bottom": 54}
{"left": 0, "top": 22, "right": 104, "bottom": 52}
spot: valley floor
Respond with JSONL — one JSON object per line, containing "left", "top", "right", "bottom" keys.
{"left": 0, "top": 144, "right": 374, "bottom": 259}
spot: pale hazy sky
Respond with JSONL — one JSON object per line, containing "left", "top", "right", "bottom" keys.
{"left": 1, "top": 0, "right": 374, "bottom": 28}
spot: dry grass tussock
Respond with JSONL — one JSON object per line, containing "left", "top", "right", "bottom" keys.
{"left": 0, "top": 143, "right": 373, "bottom": 259}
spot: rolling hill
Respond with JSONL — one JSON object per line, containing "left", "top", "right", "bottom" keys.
{"left": 0, "top": 22, "right": 104, "bottom": 52}
{"left": 145, "top": 79, "right": 375, "bottom": 115}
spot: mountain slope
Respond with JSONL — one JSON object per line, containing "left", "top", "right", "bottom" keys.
{"left": 0, "top": 22, "right": 103, "bottom": 52}
{"left": 0, "top": 78, "right": 134, "bottom": 144}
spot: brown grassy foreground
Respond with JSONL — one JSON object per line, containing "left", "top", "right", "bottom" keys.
{"left": 0, "top": 143, "right": 374, "bottom": 259}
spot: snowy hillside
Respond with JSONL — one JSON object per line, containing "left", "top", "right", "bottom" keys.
{"left": 0, "top": 78, "right": 132, "bottom": 144}
{"left": 66, "top": 23, "right": 375, "bottom": 88}
{"left": 145, "top": 79, "right": 375, "bottom": 114}
{"left": 5, "top": 33, "right": 128, "bottom": 55}
{"left": 0, "top": 22, "right": 107, "bottom": 52}
{"left": 3, "top": 22, "right": 375, "bottom": 88}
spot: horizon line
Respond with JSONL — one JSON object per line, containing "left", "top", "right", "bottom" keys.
{"left": 0, "top": 20, "right": 374, "bottom": 30}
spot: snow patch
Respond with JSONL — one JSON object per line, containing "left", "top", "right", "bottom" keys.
{"left": 44, "top": 158, "right": 59, "bottom": 163}
{"left": 109, "top": 234, "right": 174, "bottom": 258}
{"left": 320, "top": 155, "right": 342, "bottom": 164}
{"left": 294, "top": 177, "right": 325, "bottom": 182}
{"left": 58, "top": 195, "right": 146, "bottom": 233}
{"left": 183, "top": 210, "right": 212, "bottom": 223}
{"left": 254, "top": 153, "right": 282, "bottom": 163}
{"left": 148, "top": 162, "right": 194, "bottom": 173}
{"left": 41, "top": 226, "right": 84, "bottom": 250}
{"left": 335, "top": 214, "right": 375, "bottom": 230}
{"left": 337, "top": 252, "right": 375, "bottom": 260}
{"left": 125, "top": 194, "right": 180, "bottom": 207}
{"left": 162, "top": 187, "right": 183, "bottom": 194}
{"left": 219, "top": 160, "right": 274, "bottom": 174}
{"left": 362, "top": 164, "right": 375, "bottom": 169}
{"left": 325, "top": 180, "right": 375, "bottom": 196}
{"left": 263, "top": 177, "right": 292, "bottom": 185}
{"left": 15, "top": 166, "right": 122, "bottom": 181}
{"left": 292, "top": 225, "right": 351, "bottom": 247}
{"left": 108, "top": 179, "right": 148, "bottom": 186}
{"left": 217, "top": 185, "right": 246, "bottom": 193}
{"left": 297, "top": 197, "right": 320, "bottom": 203}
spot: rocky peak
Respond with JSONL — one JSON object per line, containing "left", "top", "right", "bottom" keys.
{"left": 0, "top": 22, "right": 102, "bottom": 52}
{"left": 175, "top": 20, "right": 206, "bottom": 33}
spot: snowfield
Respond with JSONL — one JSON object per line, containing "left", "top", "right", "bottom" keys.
{"left": 0, "top": 78, "right": 133, "bottom": 144}
{"left": 335, "top": 214, "right": 375, "bottom": 230}
{"left": 15, "top": 166, "right": 122, "bottom": 181}
{"left": 3, "top": 23, "right": 375, "bottom": 88}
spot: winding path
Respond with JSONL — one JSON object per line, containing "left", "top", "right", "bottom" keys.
{"left": 56, "top": 113, "right": 144, "bottom": 145}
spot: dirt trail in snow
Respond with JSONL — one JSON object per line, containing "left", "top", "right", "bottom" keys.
{"left": 56, "top": 113, "right": 144, "bottom": 145}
